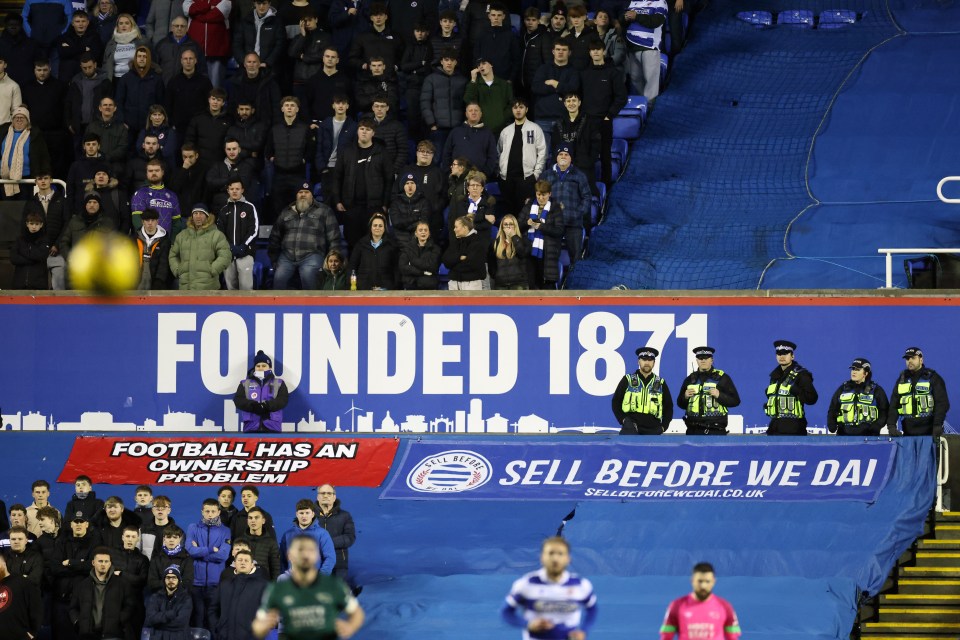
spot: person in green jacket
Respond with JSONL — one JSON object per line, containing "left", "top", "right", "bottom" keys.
{"left": 169, "top": 203, "right": 231, "bottom": 290}
{"left": 317, "top": 249, "right": 349, "bottom": 290}
{"left": 463, "top": 58, "right": 513, "bottom": 135}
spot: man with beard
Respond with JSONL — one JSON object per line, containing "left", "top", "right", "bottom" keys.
{"left": 612, "top": 346, "right": 674, "bottom": 434}
{"left": 889, "top": 347, "right": 950, "bottom": 436}
{"left": 660, "top": 563, "right": 741, "bottom": 640}
{"left": 252, "top": 535, "right": 364, "bottom": 640}
{"left": 268, "top": 183, "right": 342, "bottom": 289}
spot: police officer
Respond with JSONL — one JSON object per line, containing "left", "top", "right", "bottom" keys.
{"left": 827, "top": 358, "right": 890, "bottom": 436}
{"left": 612, "top": 347, "right": 674, "bottom": 435}
{"left": 888, "top": 347, "right": 950, "bottom": 436}
{"left": 765, "top": 340, "right": 818, "bottom": 435}
{"left": 678, "top": 346, "right": 740, "bottom": 435}
{"left": 233, "top": 350, "right": 290, "bottom": 432}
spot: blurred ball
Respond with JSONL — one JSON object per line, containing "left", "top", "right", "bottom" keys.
{"left": 68, "top": 231, "right": 140, "bottom": 295}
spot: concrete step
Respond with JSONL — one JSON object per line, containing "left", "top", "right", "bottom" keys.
{"left": 934, "top": 511, "right": 960, "bottom": 523}
{"left": 934, "top": 524, "right": 960, "bottom": 540}
{"left": 900, "top": 567, "right": 960, "bottom": 578}
{"left": 881, "top": 594, "right": 960, "bottom": 605}
{"left": 879, "top": 607, "right": 960, "bottom": 623}
{"left": 896, "top": 579, "right": 960, "bottom": 595}
{"left": 915, "top": 552, "right": 960, "bottom": 567}
{"left": 862, "top": 621, "right": 960, "bottom": 634}
{"left": 917, "top": 539, "right": 960, "bottom": 550}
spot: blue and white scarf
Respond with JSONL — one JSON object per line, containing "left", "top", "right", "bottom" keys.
{"left": 526, "top": 201, "right": 551, "bottom": 259}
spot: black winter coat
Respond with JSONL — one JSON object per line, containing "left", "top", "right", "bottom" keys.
{"left": 441, "top": 124, "right": 498, "bottom": 177}
{"left": 766, "top": 362, "right": 819, "bottom": 435}
{"left": 348, "top": 234, "right": 400, "bottom": 289}
{"left": 311, "top": 500, "right": 356, "bottom": 575}
{"left": 580, "top": 62, "right": 629, "bottom": 119}
{"left": 305, "top": 70, "right": 353, "bottom": 122}
{"left": 227, "top": 69, "right": 283, "bottom": 125}
{"left": 138, "top": 229, "right": 173, "bottom": 290}
{"left": 56, "top": 27, "right": 104, "bottom": 84}
{"left": 487, "top": 233, "right": 530, "bottom": 287}
{"left": 145, "top": 587, "right": 192, "bottom": 640}
{"left": 348, "top": 27, "right": 403, "bottom": 72}
{"left": 64, "top": 491, "right": 105, "bottom": 524}
{"left": 92, "top": 509, "right": 143, "bottom": 550}
{"left": 289, "top": 28, "right": 332, "bottom": 82}
{"left": 246, "top": 533, "right": 281, "bottom": 580}
{"left": 184, "top": 111, "right": 232, "bottom": 163}
{"left": 0, "top": 574, "right": 42, "bottom": 639}
{"left": 212, "top": 572, "right": 267, "bottom": 640}
{"left": 21, "top": 77, "right": 67, "bottom": 133}
{"left": 518, "top": 198, "right": 564, "bottom": 283}
{"left": 116, "top": 68, "right": 165, "bottom": 130}
{"left": 399, "top": 39, "right": 432, "bottom": 89}
{"left": 448, "top": 194, "right": 495, "bottom": 242}
{"left": 420, "top": 69, "right": 467, "bottom": 130}
{"left": 22, "top": 192, "right": 67, "bottom": 250}
{"left": 400, "top": 238, "right": 441, "bottom": 290}
{"left": 473, "top": 25, "right": 520, "bottom": 81}
{"left": 70, "top": 573, "right": 135, "bottom": 639}
{"left": 165, "top": 72, "right": 213, "bottom": 133}
{"left": 148, "top": 549, "right": 195, "bottom": 593}
{"left": 442, "top": 230, "right": 488, "bottom": 282}
{"left": 354, "top": 70, "right": 399, "bottom": 113}
{"left": 227, "top": 117, "right": 269, "bottom": 160}
{"left": 233, "top": 9, "right": 286, "bottom": 67}
{"left": 372, "top": 114, "right": 408, "bottom": 176}
{"left": 266, "top": 119, "right": 316, "bottom": 173}
{"left": 388, "top": 190, "right": 430, "bottom": 246}
{"left": 10, "top": 226, "right": 50, "bottom": 290}
{"left": 520, "top": 26, "right": 551, "bottom": 90}
{"left": 111, "top": 547, "right": 150, "bottom": 599}
{"left": 206, "top": 159, "right": 259, "bottom": 211}
{"left": 332, "top": 140, "right": 393, "bottom": 208}
{"left": 3, "top": 548, "right": 44, "bottom": 587}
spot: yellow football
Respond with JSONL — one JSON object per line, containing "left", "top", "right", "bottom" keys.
{"left": 68, "top": 231, "right": 141, "bottom": 294}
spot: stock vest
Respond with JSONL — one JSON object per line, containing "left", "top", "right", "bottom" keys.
{"left": 765, "top": 366, "right": 805, "bottom": 419}
{"left": 622, "top": 373, "right": 664, "bottom": 419}
{"left": 896, "top": 370, "right": 935, "bottom": 418}
{"left": 685, "top": 370, "right": 728, "bottom": 417}
{"left": 836, "top": 381, "right": 879, "bottom": 425}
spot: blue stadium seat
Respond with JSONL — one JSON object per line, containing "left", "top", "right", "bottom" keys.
{"left": 659, "top": 52, "right": 669, "bottom": 88}
{"left": 485, "top": 181, "right": 500, "bottom": 197}
{"left": 611, "top": 138, "right": 628, "bottom": 164}
{"left": 510, "top": 14, "right": 521, "bottom": 33}
{"left": 613, "top": 96, "right": 648, "bottom": 141}
{"left": 777, "top": 9, "right": 814, "bottom": 27}
{"left": 818, "top": 9, "right": 857, "bottom": 28}
{"left": 595, "top": 181, "right": 607, "bottom": 208}
{"left": 736, "top": 10, "right": 773, "bottom": 27}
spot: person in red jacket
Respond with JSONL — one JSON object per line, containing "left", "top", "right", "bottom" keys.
{"left": 183, "top": 0, "right": 232, "bottom": 88}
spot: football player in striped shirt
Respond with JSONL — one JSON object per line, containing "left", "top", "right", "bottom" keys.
{"left": 660, "top": 562, "right": 741, "bottom": 640}
{"left": 502, "top": 537, "right": 598, "bottom": 639}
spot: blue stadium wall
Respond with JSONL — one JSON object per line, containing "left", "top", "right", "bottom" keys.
{"left": 2, "top": 293, "right": 959, "bottom": 433}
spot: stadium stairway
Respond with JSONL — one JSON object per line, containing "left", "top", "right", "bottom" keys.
{"left": 568, "top": 0, "right": 960, "bottom": 290}
{"left": 860, "top": 510, "right": 960, "bottom": 639}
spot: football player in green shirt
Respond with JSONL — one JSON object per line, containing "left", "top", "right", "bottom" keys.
{"left": 252, "top": 534, "right": 365, "bottom": 640}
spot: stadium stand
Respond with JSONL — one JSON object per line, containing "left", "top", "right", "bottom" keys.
{"left": 569, "top": 0, "right": 960, "bottom": 290}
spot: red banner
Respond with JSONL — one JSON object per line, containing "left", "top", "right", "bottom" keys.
{"left": 58, "top": 436, "right": 400, "bottom": 486}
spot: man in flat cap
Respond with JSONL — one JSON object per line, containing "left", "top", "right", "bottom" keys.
{"left": 827, "top": 358, "right": 889, "bottom": 436}
{"left": 765, "top": 340, "right": 818, "bottom": 435}
{"left": 612, "top": 346, "right": 673, "bottom": 434}
{"left": 678, "top": 346, "right": 740, "bottom": 435}
{"left": 888, "top": 347, "right": 950, "bottom": 436}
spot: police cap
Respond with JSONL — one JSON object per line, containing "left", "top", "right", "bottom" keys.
{"left": 636, "top": 347, "right": 659, "bottom": 360}
{"left": 693, "top": 346, "right": 715, "bottom": 359}
{"left": 774, "top": 340, "right": 796, "bottom": 354}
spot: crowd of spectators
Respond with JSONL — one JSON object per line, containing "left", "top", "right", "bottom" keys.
{"left": 0, "top": 477, "right": 356, "bottom": 640}
{"left": 4, "top": 0, "right": 687, "bottom": 290}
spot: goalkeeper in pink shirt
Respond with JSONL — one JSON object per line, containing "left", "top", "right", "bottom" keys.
{"left": 660, "top": 562, "right": 741, "bottom": 640}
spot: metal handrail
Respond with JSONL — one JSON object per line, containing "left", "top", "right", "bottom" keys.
{"left": 0, "top": 178, "right": 67, "bottom": 191}
{"left": 937, "top": 176, "right": 960, "bottom": 204}
{"left": 877, "top": 248, "right": 960, "bottom": 288}
{"left": 937, "top": 436, "right": 949, "bottom": 512}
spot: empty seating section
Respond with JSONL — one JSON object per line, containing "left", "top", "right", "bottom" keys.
{"left": 569, "top": 0, "right": 900, "bottom": 290}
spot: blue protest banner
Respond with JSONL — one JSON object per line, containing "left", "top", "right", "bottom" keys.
{"left": 380, "top": 439, "right": 897, "bottom": 501}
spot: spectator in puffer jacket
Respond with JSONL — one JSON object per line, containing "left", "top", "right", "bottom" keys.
{"left": 168, "top": 203, "right": 231, "bottom": 290}
{"left": 279, "top": 500, "right": 335, "bottom": 574}
{"left": 347, "top": 212, "right": 400, "bottom": 290}
{"left": 145, "top": 565, "right": 193, "bottom": 640}
{"left": 399, "top": 221, "right": 440, "bottom": 290}
{"left": 186, "top": 499, "right": 231, "bottom": 630}
{"left": 311, "top": 485, "right": 356, "bottom": 583}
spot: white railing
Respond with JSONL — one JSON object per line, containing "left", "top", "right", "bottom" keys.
{"left": 937, "top": 436, "right": 950, "bottom": 512}
{"left": 878, "top": 248, "right": 960, "bottom": 288}
{"left": 0, "top": 178, "right": 67, "bottom": 191}
{"left": 937, "top": 176, "right": 960, "bottom": 204}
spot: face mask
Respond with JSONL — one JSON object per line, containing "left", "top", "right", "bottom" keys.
{"left": 254, "top": 370, "right": 265, "bottom": 380}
